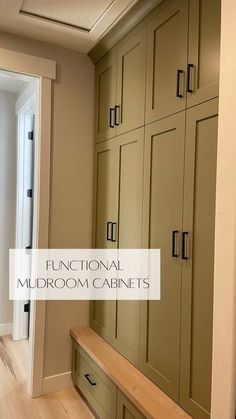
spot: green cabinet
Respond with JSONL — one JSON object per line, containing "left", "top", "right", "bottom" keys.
{"left": 95, "top": 28, "right": 146, "bottom": 143}
{"left": 145, "top": 0, "right": 188, "bottom": 124}
{"left": 91, "top": 128, "right": 144, "bottom": 362}
{"left": 180, "top": 98, "right": 218, "bottom": 419}
{"left": 110, "top": 129, "right": 144, "bottom": 367}
{"left": 72, "top": 341, "right": 117, "bottom": 419}
{"left": 95, "top": 52, "right": 117, "bottom": 143}
{"left": 91, "top": 1, "right": 220, "bottom": 417}
{"left": 117, "top": 391, "right": 145, "bottom": 419}
{"left": 90, "top": 140, "right": 119, "bottom": 342}
{"left": 140, "top": 112, "right": 185, "bottom": 400}
{"left": 187, "top": 0, "right": 221, "bottom": 108}
{"left": 145, "top": 0, "right": 221, "bottom": 124}
{"left": 140, "top": 98, "right": 218, "bottom": 416}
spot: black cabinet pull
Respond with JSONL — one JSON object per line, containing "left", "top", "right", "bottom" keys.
{"left": 111, "top": 222, "right": 117, "bottom": 242}
{"left": 84, "top": 373, "right": 96, "bottom": 386}
{"left": 109, "top": 108, "right": 115, "bottom": 128}
{"left": 187, "top": 64, "right": 194, "bottom": 93}
{"left": 176, "top": 69, "right": 183, "bottom": 98}
{"left": 106, "top": 222, "right": 112, "bottom": 241}
{"left": 172, "top": 230, "right": 179, "bottom": 257}
{"left": 182, "top": 232, "right": 189, "bottom": 260}
{"left": 115, "top": 105, "right": 120, "bottom": 126}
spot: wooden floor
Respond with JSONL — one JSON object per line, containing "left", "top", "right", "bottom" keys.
{"left": 0, "top": 335, "right": 95, "bottom": 419}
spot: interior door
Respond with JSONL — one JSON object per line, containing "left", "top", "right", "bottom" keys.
{"left": 116, "top": 27, "right": 146, "bottom": 136}
{"left": 140, "top": 112, "right": 185, "bottom": 401}
{"left": 180, "top": 99, "right": 218, "bottom": 419}
{"left": 187, "top": 0, "right": 221, "bottom": 107}
{"left": 145, "top": 0, "right": 188, "bottom": 124}
{"left": 90, "top": 140, "right": 119, "bottom": 342}
{"left": 111, "top": 128, "right": 144, "bottom": 366}
{"left": 95, "top": 52, "right": 117, "bottom": 143}
{"left": 13, "top": 112, "right": 34, "bottom": 341}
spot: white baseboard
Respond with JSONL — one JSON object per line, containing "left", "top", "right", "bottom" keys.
{"left": 0, "top": 323, "right": 13, "bottom": 337}
{"left": 42, "top": 371, "right": 73, "bottom": 395}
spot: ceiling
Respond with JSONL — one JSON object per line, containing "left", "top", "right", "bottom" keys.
{"left": 0, "top": 70, "right": 33, "bottom": 93}
{"left": 0, "top": 0, "right": 138, "bottom": 53}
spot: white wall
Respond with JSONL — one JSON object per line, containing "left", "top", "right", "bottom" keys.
{"left": 0, "top": 90, "right": 17, "bottom": 332}
{"left": 0, "top": 31, "right": 94, "bottom": 381}
{"left": 211, "top": 0, "right": 236, "bottom": 417}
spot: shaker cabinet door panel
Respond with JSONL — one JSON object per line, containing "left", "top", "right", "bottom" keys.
{"left": 140, "top": 113, "right": 185, "bottom": 400}
{"left": 116, "top": 28, "right": 147, "bottom": 135}
{"left": 187, "top": 0, "right": 221, "bottom": 107}
{"left": 95, "top": 52, "right": 117, "bottom": 143}
{"left": 145, "top": 0, "right": 188, "bottom": 124}
{"left": 111, "top": 128, "right": 144, "bottom": 366}
{"left": 90, "top": 141, "right": 119, "bottom": 342}
{"left": 180, "top": 99, "right": 218, "bottom": 419}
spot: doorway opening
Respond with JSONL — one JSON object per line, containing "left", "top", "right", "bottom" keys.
{"left": 0, "top": 68, "right": 39, "bottom": 390}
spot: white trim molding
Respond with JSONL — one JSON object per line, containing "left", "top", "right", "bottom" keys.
{"left": 0, "top": 323, "right": 13, "bottom": 337}
{"left": 42, "top": 372, "right": 73, "bottom": 395}
{"left": 0, "top": 48, "right": 56, "bottom": 79}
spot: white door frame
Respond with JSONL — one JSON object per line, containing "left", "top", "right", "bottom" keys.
{"left": 0, "top": 47, "right": 56, "bottom": 397}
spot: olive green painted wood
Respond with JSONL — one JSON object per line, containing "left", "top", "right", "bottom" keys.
{"left": 116, "top": 28, "right": 147, "bottom": 135}
{"left": 187, "top": 0, "right": 221, "bottom": 108}
{"left": 140, "top": 112, "right": 185, "bottom": 401}
{"left": 95, "top": 52, "right": 117, "bottom": 143}
{"left": 111, "top": 128, "right": 144, "bottom": 366}
{"left": 90, "top": 140, "right": 119, "bottom": 342}
{"left": 145, "top": 0, "right": 188, "bottom": 124}
{"left": 72, "top": 341, "right": 117, "bottom": 419}
{"left": 117, "top": 390, "right": 145, "bottom": 419}
{"left": 179, "top": 98, "right": 218, "bottom": 419}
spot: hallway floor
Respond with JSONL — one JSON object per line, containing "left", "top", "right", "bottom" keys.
{"left": 0, "top": 336, "right": 94, "bottom": 419}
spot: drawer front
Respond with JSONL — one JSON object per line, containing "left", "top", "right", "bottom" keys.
{"left": 117, "top": 391, "right": 146, "bottom": 419}
{"left": 72, "top": 341, "right": 117, "bottom": 419}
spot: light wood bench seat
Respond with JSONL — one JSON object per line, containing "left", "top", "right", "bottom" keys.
{"left": 70, "top": 326, "right": 192, "bottom": 419}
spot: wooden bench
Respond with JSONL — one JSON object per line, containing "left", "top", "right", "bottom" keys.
{"left": 70, "top": 326, "right": 192, "bottom": 419}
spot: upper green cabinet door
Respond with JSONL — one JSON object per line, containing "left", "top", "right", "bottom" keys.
{"left": 140, "top": 112, "right": 185, "bottom": 401}
{"left": 145, "top": 0, "right": 188, "bottom": 124}
{"left": 180, "top": 98, "right": 218, "bottom": 419}
{"left": 187, "top": 0, "right": 221, "bottom": 107}
{"left": 95, "top": 52, "right": 117, "bottom": 143}
{"left": 116, "top": 28, "right": 147, "bottom": 135}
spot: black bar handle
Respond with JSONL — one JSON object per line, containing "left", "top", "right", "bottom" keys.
{"left": 187, "top": 64, "right": 194, "bottom": 93}
{"left": 115, "top": 105, "right": 120, "bottom": 126}
{"left": 172, "top": 230, "right": 179, "bottom": 257}
{"left": 176, "top": 70, "right": 183, "bottom": 98}
{"left": 182, "top": 232, "right": 189, "bottom": 260}
{"left": 84, "top": 373, "right": 96, "bottom": 386}
{"left": 111, "top": 222, "right": 117, "bottom": 242}
{"left": 106, "top": 222, "right": 112, "bottom": 241}
{"left": 109, "top": 108, "right": 115, "bottom": 128}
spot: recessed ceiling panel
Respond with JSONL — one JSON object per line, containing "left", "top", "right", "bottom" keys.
{"left": 20, "top": 0, "right": 115, "bottom": 31}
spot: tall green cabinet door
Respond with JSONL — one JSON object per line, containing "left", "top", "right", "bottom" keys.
{"left": 145, "top": 0, "right": 188, "bottom": 124}
{"left": 180, "top": 98, "right": 218, "bottom": 419}
{"left": 187, "top": 0, "right": 221, "bottom": 108}
{"left": 140, "top": 112, "right": 185, "bottom": 401}
{"left": 90, "top": 140, "right": 119, "bottom": 342}
{"left": 95, "top": 51, "right": 117, "bottom": 143}
{"left": 111, "top": 128, "right": 144, "bottom": 366}
{"left": 116, "top": 27, "right": 147, "bottom": 136}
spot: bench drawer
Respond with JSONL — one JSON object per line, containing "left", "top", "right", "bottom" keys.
{"left": 72, "top": 340, "right": 117, "bottom": 419}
